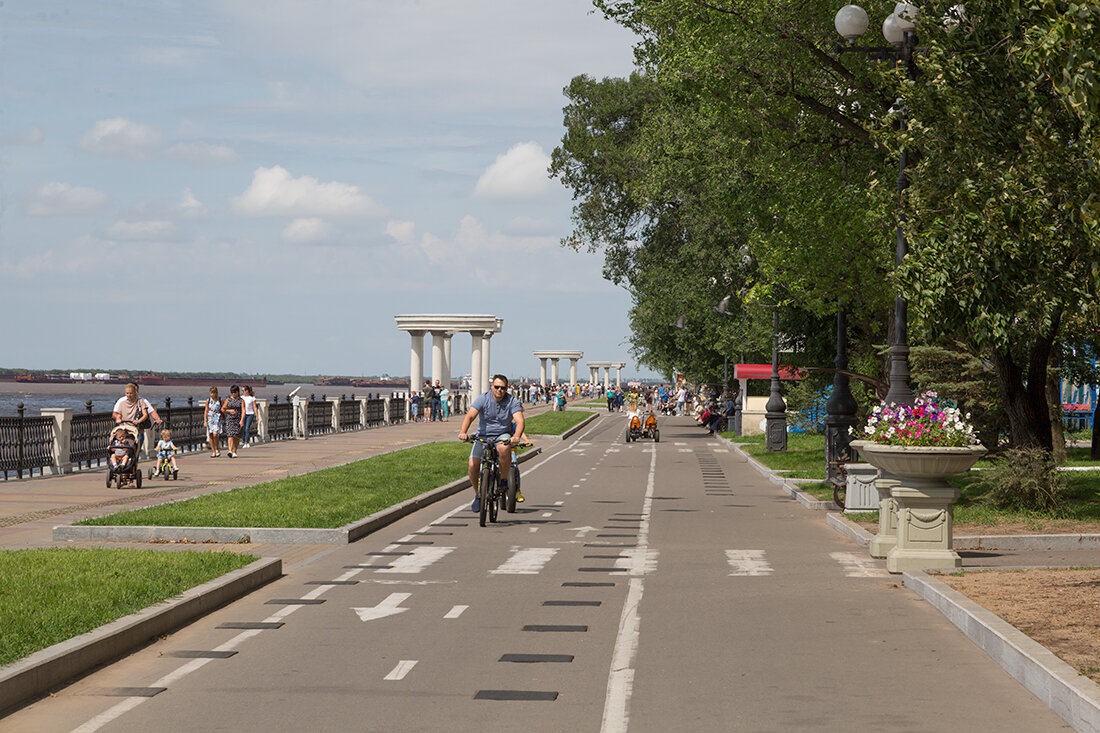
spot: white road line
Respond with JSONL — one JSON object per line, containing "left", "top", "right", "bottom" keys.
{"left": 678, "top": 449, "right": 693, "bottom": 453}
{"left": 384, "top": 660, "right": 418, "bottom": 681}
{"left": 490, "top": 547, "right": 559, "bottom": 575}
{"left": 554, "top": 500, "right": 565, "bottom": 506}
{"left": 444, "top": 605, "right": 469, "bottom": 619}
{"left": 601, "top": 446, "right": 657, "bottom": 733}
{"left": 375, "top": 546, "right": 456, "bottom": 574}
{"left": 542, "top": 512, "right": 553, "bottom": 517}
{"left": 725, "top": 550, "right": 773, "bottom": 576}
{"left": 674, "top": 442, "right": 687, "bottom": 446}
{"left": 831, "top": 552, "right": 889, "bottom": 577}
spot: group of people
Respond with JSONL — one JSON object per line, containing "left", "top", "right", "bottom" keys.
{"left": 409, "top": 380, "right": 451, "bottom": 422}
{"left": 203, "top": 384, "right": 257, "bottom": 457}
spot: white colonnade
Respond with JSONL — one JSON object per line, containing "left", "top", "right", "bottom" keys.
{"left": 532, "top": 350, "right": 584, "bottom": 388}
{"left": 586, "top": 361, "right": 627, "bottom": 389}
{"left": 395, "top": 315, "right": 502, "bottom": 398}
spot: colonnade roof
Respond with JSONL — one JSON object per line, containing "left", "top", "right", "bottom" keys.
{"left": 394, "top": 314, "right": 501, "bottom": 333}
{"left": 586, "top": 361, "right": 627, "bottom": 368}
{"left": 532, "top": 350, "right": 584, "bottom": 359}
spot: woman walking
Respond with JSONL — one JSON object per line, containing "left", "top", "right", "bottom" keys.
{"left": 204, "top": 387, "right": 223, "bottom": 457}
{"left": 241, "top": 385, "right": 257, "bottom": 447}
{"left": 222, "top": 385, "right": 244, "bottom": 457}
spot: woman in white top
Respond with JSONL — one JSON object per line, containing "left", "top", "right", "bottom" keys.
{"left": 241, "top": 385, "right": 257, "bottom": 447}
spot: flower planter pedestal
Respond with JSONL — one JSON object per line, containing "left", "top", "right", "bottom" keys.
{"left": 850, "top": 441, "right": 985, "bottom": 573}
{"left": 869, "top": 474, "right": 899, "bottom": 558}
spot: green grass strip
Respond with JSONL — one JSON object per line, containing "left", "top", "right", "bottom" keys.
{"left": 726, "top": 433, "right": 828, "bottom": 479}
{"left": 525, "top": 409, "right": 591, "bottom": 436}
{"left": 78, "top": 442, "right": 473, "bottom": 529}
{"left": 0, "top": 548, "right": 256, "bottom": 667}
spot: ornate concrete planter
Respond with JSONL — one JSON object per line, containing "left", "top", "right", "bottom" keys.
{"left": 849, "top": 441, "right": 986, "bottom": 573}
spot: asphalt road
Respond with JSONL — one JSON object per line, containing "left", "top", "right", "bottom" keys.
{"left": 1, "top": 415, "right": 1072, "bottom": 732}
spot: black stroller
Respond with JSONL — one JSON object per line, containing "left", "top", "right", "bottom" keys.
{"left": 106, "top": 423, "right": 143, "bottom": 489}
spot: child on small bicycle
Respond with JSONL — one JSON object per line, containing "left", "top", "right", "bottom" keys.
{"left": 155, "top": 428, "right": 179, "bottom": 472}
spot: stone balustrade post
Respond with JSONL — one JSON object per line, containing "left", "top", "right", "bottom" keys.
{"left": 255, "top": 399, "right": 269, "bottom": 443}
{"left": 41, "top": 408, "right": 73, "bottom": 475}
{"left": 328, "top": 398, "right": 341, "bottom": 433}
{"left": 292, "top": 395, "right": 307, "bottom": 439}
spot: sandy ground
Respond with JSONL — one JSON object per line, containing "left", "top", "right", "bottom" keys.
{"left": 944, "top": 568, "right": 1100, "bottom": 684}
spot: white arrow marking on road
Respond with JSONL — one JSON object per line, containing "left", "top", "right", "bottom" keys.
{"left": 570, "top": 526, "right": 598, "bottom": 537}
{"left": 490, "top": 547, "right": 559, "bottom": 575}
{"left": 384, "top": 660, "right": 417, "bottom": 680}
{"left": 444, "top": 605, "right": 468, "bottom": 619}
{"left": 375, "top": 546, "right": 455, "bottom": 574}
{"left": 353, "top": 592, "right": 412, "bottom": 622}
{"left": 725, "top": 550, "right": 773, "bottom": 576}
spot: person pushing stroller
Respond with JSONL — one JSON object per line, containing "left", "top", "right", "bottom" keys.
{"left": 108, "top": 427, "right": 137, "bottom": 473}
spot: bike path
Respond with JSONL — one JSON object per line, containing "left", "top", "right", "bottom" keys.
{"left": 0, "top": 415, "right": 1071, "bottom": 732}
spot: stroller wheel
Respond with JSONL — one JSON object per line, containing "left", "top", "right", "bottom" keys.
{"left": 136, "top": 470, "right": 142, "bottom": 489}
{"left": 173, "top": 470, "right": 179, "bottom": 480}
{"left": 106, "top": 470, "right": 113, "bottom": 488}
{"left": 148, "top": 468, "right": 155, "bottom": 480}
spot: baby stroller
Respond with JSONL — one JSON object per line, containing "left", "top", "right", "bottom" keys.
{"left": 106, "top": 423, "right": 142, "bottom": 489}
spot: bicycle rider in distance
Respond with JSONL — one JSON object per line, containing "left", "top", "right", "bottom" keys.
{"left": 458, "top": 373, "right": 525, "bottom": 514}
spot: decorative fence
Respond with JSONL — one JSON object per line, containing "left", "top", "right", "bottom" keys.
{"left": 0, "top": 389, "right": 467, "bottom": 479}
{"left": 0, "top": 404, "right": 56, "bottom": 479}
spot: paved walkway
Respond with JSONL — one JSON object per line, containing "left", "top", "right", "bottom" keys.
{"left": 0, "top": 406, "right": 549, "bottom": 566}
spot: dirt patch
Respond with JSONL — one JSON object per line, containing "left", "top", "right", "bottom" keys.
{"left": 942, "top": 568, "right": 1100, "bottom": 685}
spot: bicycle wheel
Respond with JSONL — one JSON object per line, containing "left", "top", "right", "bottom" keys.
{"left": 488, "top": 466, "right": 500, "bottom": 523}
{"left": 478, "top": 463, "right": 492, "bottom": 527}
{"left": 506, "top": 464, "right": 518, "bottom": 513}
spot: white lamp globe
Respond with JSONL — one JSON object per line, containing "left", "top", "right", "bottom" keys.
{"left": 882, "top": 13, "right": 905, "bottom": 44}
{"left": 893, "top": 2, "right": 919, "bottom": 30}
{"left": 834, "top": 4, "right": 869, "bottom": 41}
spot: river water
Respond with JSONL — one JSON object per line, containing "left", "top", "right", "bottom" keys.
{"left": 0, "top": 382, "right": 404, "bottom": 417}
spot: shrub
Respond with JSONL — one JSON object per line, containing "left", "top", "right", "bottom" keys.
{"left": 979, "top": 446, "right": 1064, "bottom": 512}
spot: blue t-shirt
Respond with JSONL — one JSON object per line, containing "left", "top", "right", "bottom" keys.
{"left": 471, "top": 390, "right": 523, "bottom": 437}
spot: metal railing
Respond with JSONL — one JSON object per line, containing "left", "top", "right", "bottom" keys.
{"left": 388, "top": 396, "right": 406, "bottom": 425}
{"left": 160, "top": 398, "right": 208, "bottom": 452}
{"left": 306, "top": 395, "right": 334, "bottom": 436}
{"left": 339, "top": 395, "right": 361, "bottom": 431}
{"left": 70, "top": 404, "right": 116, "bottom": 468}
{"left": 1, "top": 404, "right": 56, "bottom": 479}
{"left": 268, "top": 397, "right": 293, "bottom": 440}
{"left": 366, "top": 398, "right": 386, "bottom": 427}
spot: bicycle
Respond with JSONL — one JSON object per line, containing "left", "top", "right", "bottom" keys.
{"left": 466, "top": 436, "right": 522, "bottom": 527}
{"left": 149, "top": 448, "right": 179, "bottom": 481}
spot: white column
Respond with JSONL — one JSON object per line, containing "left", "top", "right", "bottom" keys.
{"left": 569, "top": 359, "right": 579, "bottom": 387}
{"left": 539, "top": 358, "right": 548, "bottom": 387}
{"left": 481, "top": 332, "right": 492, "bottom": 392}
{"left": 408, "top": 330, "right": 425, "bottom": 394}
{"left": 443, "top": 332, "right": 453, "bottom": 390}
{"left": 470, "top": 331, "right": 483, "bottom": 397}
{"left": 431, "top": 331, "right": 446, "bottom": 389}
{"left": 615, "top": 365, "right": 623, "bottom": 387}
{"left": 590, "top": 366, "right": 598, "bottom": 385}
{"left": 550, "top": 358, "right": 560, "bottom": 386}
{"left": 603, "top": 367, "right": 610, "bottom": 390}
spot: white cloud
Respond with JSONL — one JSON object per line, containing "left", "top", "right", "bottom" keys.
{"left": 472, "top": 142, "right": 553, "bottom": 201}
{"left": 1, "top": 126, "right": 44, "bottom": 146}
{"left": 417, "top": 214, "right": 557, "bottom": 265}
{"left": 233, "top": 165, "right": 385, "bottom": 218}
{"left": 283, "top": 217, "right": 330, "bottom": 243}
{"left": 25, "top": 182, "right": 108, "bottom": 216}
{"left": 178, "top": 187, "right": 207, "bottom": 218}
{"left": 385, "top": 219, "right": 416, "bottom": 245}
{"left": 106, "top": 219, "right": 177, "bottom": 241}
{"left": 166, "top": 141, "right": 239, "bottom": 167}
{"left": 77, "top": 117, "right": 163, "bottom": 160}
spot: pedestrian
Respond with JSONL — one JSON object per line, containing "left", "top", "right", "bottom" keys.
{"left": 432, "top": 380, "right": 443, "bottom": 422}
{"left": 204, "top": 386, "right": 223, "bottom": 457}
{"left": 423, "top": 380, "right": 435, "bottom": 422}
{"left": 440, "top": 383, "right": 450, "bottom": 421}
{"left": 241, "top": 385, "right": 257, "bottom": 447}
{"left": 408, "top": 390, "right": 420, "bottom": 422}
{"left": 222, "top": 385, "right": 244, "bottom": 457}
{"left": 111, "top": 382, "right": 161, "bottom": 448}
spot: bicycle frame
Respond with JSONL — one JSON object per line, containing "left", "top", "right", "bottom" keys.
{"left": 468, "top": 436, "right": 516, "bottom": 526}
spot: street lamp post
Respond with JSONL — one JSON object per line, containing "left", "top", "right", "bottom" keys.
{"left": 824, "top": 302, "right": 859, "bottom": 485}
{"left": 834, "top": 1, "right": 918, "bottom": 406}
{"left": 765, "top": 308, "right": 788, "bottom": 452}
{"left": 715, "top": 295, "right": 743, "bottom": 436}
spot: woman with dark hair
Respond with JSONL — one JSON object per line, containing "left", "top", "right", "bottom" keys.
{"left": 222, "top": 385, "right": 244, "bottom": 458}
{"left": 241, "top": 385, "right": 257, "bottom": 447}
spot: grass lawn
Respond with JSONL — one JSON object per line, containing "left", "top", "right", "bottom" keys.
{"left": 525, "top": 409, "right": 592, "bottom": 436}
{"left": 0, "top": 548, "right": 256, "bottom": 667}
{"left": 78, "top": 442, "right": 473, "bottom": 529}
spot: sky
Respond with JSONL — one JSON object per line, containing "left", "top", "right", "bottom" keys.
{"left": 0, "top": 0, "right": 662, "bottom": 381}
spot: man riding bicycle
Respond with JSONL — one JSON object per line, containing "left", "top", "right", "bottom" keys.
{"left": 458, "top": 374, "right": 525, "bottom": 513}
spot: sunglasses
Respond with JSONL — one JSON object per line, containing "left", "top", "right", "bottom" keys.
{"left": 492, "top": 385, "right": 508, "bottom": 391}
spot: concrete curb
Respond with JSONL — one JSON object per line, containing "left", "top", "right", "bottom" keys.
{"left": 0, "top": 556, "right": 281, "bottom": 716}
{"left": 526, "top": 411, "right": 599, "bottom": 442}
{"left": 826, "top": 512, "right": 874, "bottom": 547}
{"left": 54, "top": 447, "right": 545, "bottom": 545}
{"left": 904, "top": 570, "right": 1100, "bottom": 732}
{"left": 716, "top": 435, "right": 840, "bottom": 511}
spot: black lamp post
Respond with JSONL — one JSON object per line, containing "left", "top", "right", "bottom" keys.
{"left": 715, "top": 294, "right": 743, "bottom": 435}
{"left": 834, "top": 1, "right": 918, "bottom": 406}
{"left": 765, "top": 308, "right": 788, "bottom": 452}
{"left": 824, "top": 302, "right": 859, "bottom": 484}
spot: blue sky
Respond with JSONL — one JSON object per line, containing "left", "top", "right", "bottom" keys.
{"left": 0, "top": 1, "right": 660, "bottom": 381}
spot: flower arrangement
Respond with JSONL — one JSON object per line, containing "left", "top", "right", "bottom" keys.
{"left": 856, "top": 391, "right": 977, "bottom": 447}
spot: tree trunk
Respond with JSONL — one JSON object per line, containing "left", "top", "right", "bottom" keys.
{"left": 1047, "top": 365, "right": 1066, "bottom": 463}
{"left": 989, "top": 327, "right": 1059, "bottom": 452}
